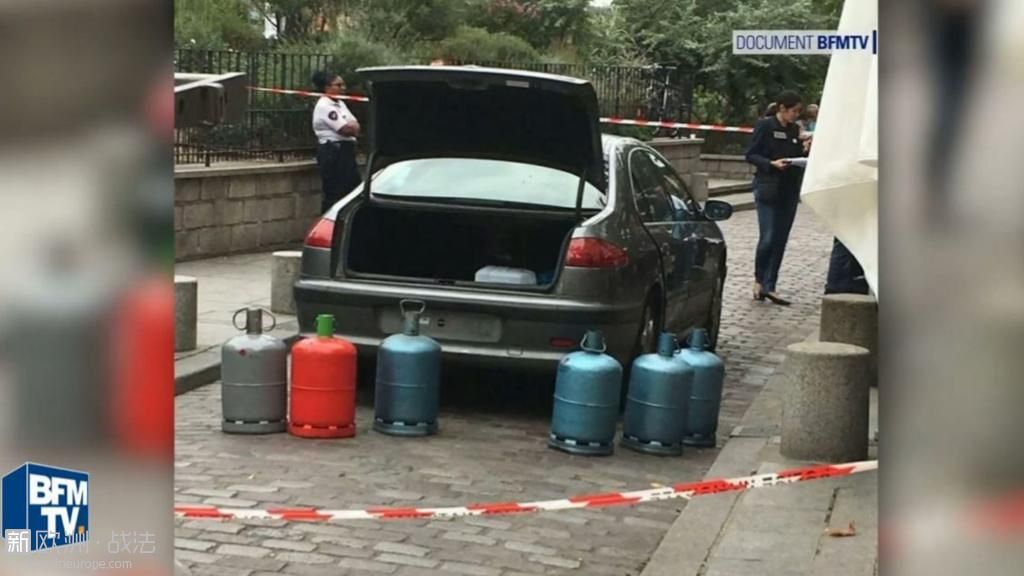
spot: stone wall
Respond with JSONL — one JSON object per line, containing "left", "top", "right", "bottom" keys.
{"left": 649, "top": 138, "right": 709, "bottom": 202}
{"left": 701, "top": 154, "right": 755, "bottom": 181}
{"left": 175, "top": 161, "right": 322, "bottom": 261}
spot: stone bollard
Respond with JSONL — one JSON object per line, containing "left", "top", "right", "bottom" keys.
{"left": 781, "top": 341, "right": 870, "bottom": 462}
{"left": 271, "top": 251, "right": 303, "bottom": 315}
{"left": 174, "top": 275, "right": 198, "bottom": 352}
{"left": 820, "top": 293, "right": 878, "bottom": 387}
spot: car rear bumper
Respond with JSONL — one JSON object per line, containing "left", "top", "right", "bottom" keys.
{"left": 294, "top": 278, "right": 642, "bottom": 371}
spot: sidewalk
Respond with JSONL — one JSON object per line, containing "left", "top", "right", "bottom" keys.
{"left": 174, "top": 252, "right": 299, "bottom": 394}
{"left": 641, "top": 326, "right": 879, "bottom": 576}
{"left": 708, "top": 178, "right": 754, "bottom": 212}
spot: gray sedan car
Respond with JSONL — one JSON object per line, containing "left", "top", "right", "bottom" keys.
{"left": 294, "top": 66, "right": 732, "bottom": 371}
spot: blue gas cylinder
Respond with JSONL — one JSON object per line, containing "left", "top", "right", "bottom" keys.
{"left": 549, "top": 330, "right": 623, "bottom": 456}
{"left": 677, "top": 328, "right": 726, "bottom": 447}
{"left": 374, "top": 300, "right": 442, "bottom": 436}
{"left": 622, "top": 332, "right": 694, "bottom": 456}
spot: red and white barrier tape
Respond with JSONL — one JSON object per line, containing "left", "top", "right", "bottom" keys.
{"left": 246, "top": 86, "right": 752, "bottom": 133}
{"left": 248, "top": 86, "right": 369, "bottom": 103}
{"left": 600, "top": 117, "right": 754, "bottom": 134}
{"left": 175, "top": 460, "right": 877, "bottom": 522}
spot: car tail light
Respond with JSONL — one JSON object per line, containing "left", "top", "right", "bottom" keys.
{"left": 565, "top": 237, "right": 629, "bottom": 268}
{"left": 550, "top": 338, "right": 576, "bottom": 349}
{"left": 305, "top": 217, "right": 335, "bottom": 248}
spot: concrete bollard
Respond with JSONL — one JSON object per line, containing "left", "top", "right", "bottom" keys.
{"left": 820, "top": 293, "right": 878, "bottom": 387}
{"left": 174, "top": 275, "right": 198, "bottom": 352}
{"left": 781, "top": 341, "right": 870, "bottom": 462}
{"left": 271, "top": 250, "right": 303, "bottom": 315}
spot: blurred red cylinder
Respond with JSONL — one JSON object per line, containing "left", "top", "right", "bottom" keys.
{"left": 112, "top": 276, "right": 174, "bottom": 458}
{"left": 289, "top": 315, "right": 357, "bottom": 438}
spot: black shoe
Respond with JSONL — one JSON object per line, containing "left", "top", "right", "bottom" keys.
{"left": 761, "top": 292, "right": 792, "bottom": 306}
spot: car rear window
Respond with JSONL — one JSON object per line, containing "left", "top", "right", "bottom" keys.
{"left": 371, "top": 158, "right": 607, "bottom": 210}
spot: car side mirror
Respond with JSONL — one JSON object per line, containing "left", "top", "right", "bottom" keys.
{"left": 704, "top": 199, "right": 733, "bottom": 221}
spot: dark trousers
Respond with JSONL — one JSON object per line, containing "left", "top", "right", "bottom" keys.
{"left": 316, "top": 141, "right": 362, "bottom": 214}
{"left": 825, "top": 238, "right": 869, "bottom": 294}
{"left": 754, "top": 188, "right": 799, "bottom": 293}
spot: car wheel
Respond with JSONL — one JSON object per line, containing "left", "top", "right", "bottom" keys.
{"left": 704, "top": 273, "right": 724, "bottom": 352}
{"left": 634, "top": 295, "right": 661, "bottom": 360}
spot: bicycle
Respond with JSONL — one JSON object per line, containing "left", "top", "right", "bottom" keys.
{"left": 637, "top": 66, "right": 690, "bottom": 139}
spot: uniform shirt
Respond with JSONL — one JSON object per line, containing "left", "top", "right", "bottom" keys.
{"left": 312, "top": 96, "right": 356, "bottom": 144}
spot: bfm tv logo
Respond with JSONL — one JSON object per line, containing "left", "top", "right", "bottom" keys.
{"left": 2, "top": 463, "right": 89, "bottom": 551}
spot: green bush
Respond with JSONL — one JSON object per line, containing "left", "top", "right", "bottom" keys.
{"left": 436, "top": 26, "right": 540, "bottom": 63}
{"left": 602, "top": 124, "right": 654, "bottom": 141}
{"left": 284, "top": 35, "right": 410, "bottom": 90}
{"left": 174, "top": 0, "right": 267, "bottom": 50}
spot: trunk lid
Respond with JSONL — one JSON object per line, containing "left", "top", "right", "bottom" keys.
{"left": 357, "top": 66, "right": 606, "bottom": 193}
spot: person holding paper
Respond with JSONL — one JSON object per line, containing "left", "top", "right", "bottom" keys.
{"left": 745, "top": 91, "right": 807, "bottom": 305}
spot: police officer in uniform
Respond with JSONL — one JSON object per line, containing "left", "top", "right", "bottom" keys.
{"left": 745, "top": 91, "right": 807, "bottom": 305}
{"left": 311, "top": 71, "right": 361, "bottom": 213}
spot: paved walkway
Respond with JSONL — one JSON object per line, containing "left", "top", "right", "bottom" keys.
{"left": 175, "top": 252, "right": 291, "bottom": 353}
{"left": 174, "top": 252, "right": 298, "bottom": 391}
{"left": 641, "top": 326, "right": 879, "bottom": 576}
{"left": 173, "top": 208, "right": 853, "bottom": 575}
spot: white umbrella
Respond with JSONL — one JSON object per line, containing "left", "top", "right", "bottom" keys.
{"left": 800, "top": 0, "right": 879, "bottom": 296}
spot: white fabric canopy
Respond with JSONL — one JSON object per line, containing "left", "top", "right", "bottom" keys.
{"left": 800, "top": 0, "right": 879, "bottom": 296}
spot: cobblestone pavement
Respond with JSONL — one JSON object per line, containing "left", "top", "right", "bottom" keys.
{"left": 175, "top": 207, "right": 834, "bottom": 576}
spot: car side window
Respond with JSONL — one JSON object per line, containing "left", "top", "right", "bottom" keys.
{"left": 648, "top": 152, "right": 701, "bottom": 218}
{"left": 629, "top": 150, "right": 674, "bottom": 223}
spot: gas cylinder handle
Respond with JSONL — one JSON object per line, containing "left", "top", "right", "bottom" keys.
{"left": 232, "top": 307, "right": 277, "bottom": 332}
{"left": 232, "top": 308, "right": 247, "bottom": 331}
{"left": 580, "top": 334, "right": 607, "bottom": 354}
{"left": 262, "top": 309, "right": 277, "bottom": 332}
{"left": 400, "top": 299, "right": 427, "bottom": 316}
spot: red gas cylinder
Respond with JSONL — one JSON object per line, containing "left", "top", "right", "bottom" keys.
{"left": 111, "top": 275, "right": 174, "bottom": 459}
{"left": 289, "top": 314, "right": 358, "bottom": 438}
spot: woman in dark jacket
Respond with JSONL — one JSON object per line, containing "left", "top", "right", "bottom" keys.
{"left": 745, "top": 91, "right": 806, "bottom": 305}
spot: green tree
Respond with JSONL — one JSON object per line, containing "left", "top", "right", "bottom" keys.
{"left": 696, "top": 0, "right": 834, "bottom": 122}
{"left": 582, "top": 6, "right": 645, "bottom": 66}
{"left": 468, "top": 0, "right": 591, "bottom": 50}
{"left": 344, "top": 0, "right": 468, "bottom": 48}
{"left": 435, "top": 26, "right": 540, "bottom": 62}
{"left": 257, "top": 0, "right": 345, "bottom": 43}
{"left": 602, "top": 0, "right": 841, "bottom": 123}
{"left": 174, "top": 0, "right": 266, "bottom": 49}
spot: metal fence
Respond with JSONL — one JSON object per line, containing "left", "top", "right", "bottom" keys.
{"left": 174, "top": 49, "right": 693, "bottom": 165}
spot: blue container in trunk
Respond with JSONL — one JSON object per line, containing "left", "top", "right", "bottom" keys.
{"left": 622, "top": 332, "right": 693, "bottom": 456}
{"left": 678, "top": 329, "right": 726, "bottom": 447}
{"left": 548, "top": 330, "right": 623, "bottom": 456}
{"left": 374, "top": 300, "right": 442, "bottom": 436}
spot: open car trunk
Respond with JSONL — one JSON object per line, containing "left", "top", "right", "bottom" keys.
{"left": 345, "top": 203, "right": 576, "bottom": 289}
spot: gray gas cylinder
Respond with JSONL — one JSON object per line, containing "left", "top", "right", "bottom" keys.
{"left": 221, "top": 307, "right": 287, "bottom": 434}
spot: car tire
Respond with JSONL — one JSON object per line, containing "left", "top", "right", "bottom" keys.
{"left": 633, "top": 292, "right": 662, "bottom": 360}
{"left": 704, "top": 272, "right": 724, "bottom": 352}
